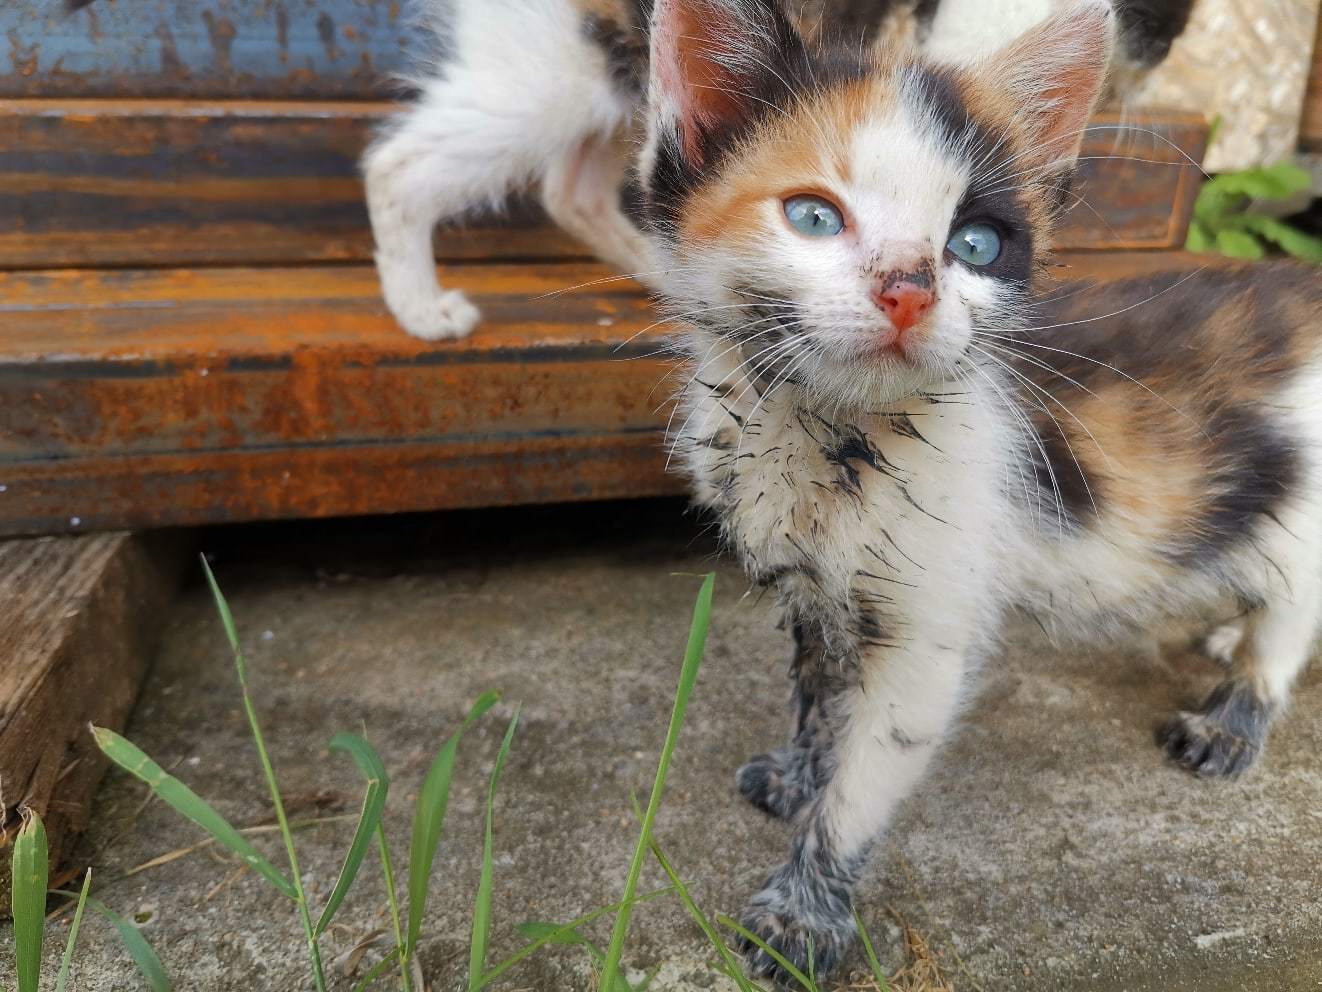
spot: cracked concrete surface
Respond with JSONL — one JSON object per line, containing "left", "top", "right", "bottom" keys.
{"left": 3, "top": 500, "right": 1321, "bottom": 991}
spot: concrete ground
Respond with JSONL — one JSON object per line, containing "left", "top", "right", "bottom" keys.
{"left": 4, "top": 500, "right": 1322, "bottom": 991}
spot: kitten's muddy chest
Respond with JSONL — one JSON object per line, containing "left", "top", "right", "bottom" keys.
{"left": 675, "top": 380, "right": 1011, "bottom": 636}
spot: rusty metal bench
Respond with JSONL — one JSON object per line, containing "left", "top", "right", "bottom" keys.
{"left": 0, "top": 2, "right": 1208, "bottom": 538}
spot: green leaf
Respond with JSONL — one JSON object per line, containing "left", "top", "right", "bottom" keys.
{"left": 315, "top": 734, "right": 391, "bottom": 937}
{"left": 55, "top": 871, "right": 93, "bottom": 992}
{"left": 645, "top": 832, "right": 758, "bottom": 992}
{"left": 1238, "top": 214, "right": 1322, "bottom": 263}
{"left": 12, "top": 812, "right": 48, "bottom": 992}
{"left": 1214, "top": 227, "right": 1265, "bottom": 260}
{"left": 86, "top": 897, "right": 172, "bottom": 992}
{"left": 511, "top": 923, "right": 635, "bottom": 992}
{"left": 717, "top": 915, "right": 816, "bottom": 992}
{"left": 405, "top": 690, "right": 500, "bottom": 957}
{"left": 477, "top": 887, "right": 673, "bottom": 989}
{"left": 1185, "top": 219, "right": 1212, "bottom": 254}
{"left": 468, "top": 709, "right": 521, "bottom": 992}
{"left": 200, "top": 554, "right": 248, "bottom": 686}
{"left": 90, "top": 725, "right": 297, "bottom": 900}
{"left": 351, "top": 948, "right": 402, "bottom": 992}
{"left": 854, "top": 908, "right": 892, "bottom": 992}
{"left": 600, "top": 574, "right": 715, "bottom": 992}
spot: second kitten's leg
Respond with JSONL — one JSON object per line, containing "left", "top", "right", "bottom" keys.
{"left": 363, "top": 1, "right": 633, "bottom": 340}
{"left": 541, "top": 133, "right": 660, "bottom": 292}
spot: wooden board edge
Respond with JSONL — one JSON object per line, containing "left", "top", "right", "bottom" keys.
{"left": 0, "top": 531, "right": 194, "bottom": 908}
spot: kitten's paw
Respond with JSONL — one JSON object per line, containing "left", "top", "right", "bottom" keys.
{"left": 736, "top": 748, "right": 814, "bottom": 820}
{"left": 1158, "top": 680, "right": 1269, "bottom": 778}
{"left": 390, "top": 289, "right": 482, "bottom": 341}
{"left": 737, "top": 869, "right": 855, "bottom": 985}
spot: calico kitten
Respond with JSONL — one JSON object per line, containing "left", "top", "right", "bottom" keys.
{"left": 362, "top": 0, "right": 1193, "bottom": 343}
{"left": 366, "top": 0, "right": 1321, "bottom": 984}
{"left": 645, "top": 3, "right": 1320, "bottom": 980}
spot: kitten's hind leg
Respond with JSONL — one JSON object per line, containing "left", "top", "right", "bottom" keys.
{"left": 1160, "top": 522, "right": 1322, "bottom": 777}
{"left": 540, "top": 133, "right": 660, "bottom": 293}
{"left": 363, "top": 1, "right": 633, "bottom": 340}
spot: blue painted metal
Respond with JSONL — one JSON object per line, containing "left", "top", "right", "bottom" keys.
{"left": 1, "top": 1, "right": 429, "bottom": 98}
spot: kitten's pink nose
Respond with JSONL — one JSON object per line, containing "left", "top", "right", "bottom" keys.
{"left": 873, "top": 280, "right": 935, "bottom": 335}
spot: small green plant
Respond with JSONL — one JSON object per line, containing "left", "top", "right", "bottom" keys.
{"left": 22, "top": 559, "right": 906, "bottom": 991}
{"left": 7, "top": 810, "right": 168, "bottom": 992}
{"left": 1186, "top": 162, "right": 1322, "bottom": 262}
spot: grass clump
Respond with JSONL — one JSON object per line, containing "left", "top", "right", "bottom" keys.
{"left": 7, "top": 559, "right": 928, "bottom": 990}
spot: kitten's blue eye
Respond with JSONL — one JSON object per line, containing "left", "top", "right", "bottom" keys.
{"left": 784, "top": 195, "right": 844, "bottom": 237}
{"left": 946, "top": 222, "right": 1002, "bottom": 266}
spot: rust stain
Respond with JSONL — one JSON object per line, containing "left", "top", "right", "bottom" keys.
{"left": 201, "top": 11, "right": 238, "bottom": 74}
{"left": 275, "top": 2, "right": 290, "bottom": 64}
{"left": 7, "top": 31, "right": 38, "bottom": 79}
{"left": 317, "top": 12, "right": 341, "bottom": 62}
{"left": 154, "top": 22, "right": 188, "bottom": 80}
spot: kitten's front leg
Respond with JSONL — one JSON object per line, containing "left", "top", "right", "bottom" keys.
{"left": 739, "top": 637, "right": 968, "bottom": 982}
{"left": 737, "top": 621, "right": 831, "bottom": 820}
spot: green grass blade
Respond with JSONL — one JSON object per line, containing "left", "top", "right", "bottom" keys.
{"left": 375, "top": 828, "right": 412, "bottom": 992}
{"left": 314, "top": 733, "right": 391, "bottom": 937}
{"left": 512, "top": 925, "right": 634, "bottom": 992}
{"left": 717, "top": 916, "right": 815, "bottom": 992}
{"left": 599, "top": 573, "right": 715, "bottom": 991}
{"left": 55, "top": 870, "right": 93, "bottom": 992}
{"left": 644, "top": 835, "right": 757, "bottom": 992}
{"left": 91, "top": 725, "right": 297, "bottom": 899}
{"left": 86, "top": 897, "right": 172, "bottom": 992}
{"left": 351, "top": 948, "right": 402, "bottom": 992}
{"left": 468, "top": 708, "right": 521, "bottom": 992}
{"left": 201, "top": 554, "right": 247, "bottom": 684}
{"left": 405, "top": 690, "right": 500, "bottom": 957}
{"left": 854, "top": 908, "right": 891, "bottom": 991}
{"left": 201, "top": 556, "right": 326, "bottom": 991}
{"left": 12, "top": 812, "right": 48, "bottom": 992}
{"left": 478, "top": 886, "right": 673, "bottom": 989}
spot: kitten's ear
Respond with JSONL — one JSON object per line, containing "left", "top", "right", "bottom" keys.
{"left": 648, "top": 0, "right": 807, "bottom": 168}
{"left": 981, "top": 0, "right": 1115, "bottom": 175}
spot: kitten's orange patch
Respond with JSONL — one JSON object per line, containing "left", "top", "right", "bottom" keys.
{"left": 680, "top": 77, "right": 888, "bottom": 248}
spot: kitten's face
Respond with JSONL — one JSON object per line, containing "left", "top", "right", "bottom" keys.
{"left": 658, "top": 70, "right": 1039, "bottom": 407}
{"left": 642, "top": 0, "right": 1113, "bottom": 409}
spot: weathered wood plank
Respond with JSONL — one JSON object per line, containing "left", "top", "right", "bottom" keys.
{"left": 0, "top": 252, "right": 1222, "bottom": 536}
{"left": 0, "top": 532, "right": 188, "bottom": 904}
{"left": 0, "top": 101, "right": 1206, "bottom": 270}
{"left": 0, "top": 1, "right": 411, "bottom": 99}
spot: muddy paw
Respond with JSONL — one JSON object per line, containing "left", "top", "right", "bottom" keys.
{"left": 1158, "top": 680, "right": 1269, "bottom": 779}
{"left": 736, "top": 748, "right": 814, "bottom": 820}
{"left": 737, "top": 872, "right": 855, "bottom": 985}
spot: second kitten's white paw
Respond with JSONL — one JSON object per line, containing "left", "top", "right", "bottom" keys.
{"left": 391, "top": 289, "right": 482, "bottom": 341}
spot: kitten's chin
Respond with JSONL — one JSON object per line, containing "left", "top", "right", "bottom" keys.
{"left": 798, "top": 359, "right": 947, "bottom": 411}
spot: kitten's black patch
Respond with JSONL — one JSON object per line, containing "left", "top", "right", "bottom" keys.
{"left": 1114, "top": 0, "right": 1196, "bottom": 68}
{"left": 644, "top": 3, "right": 870, "bottom": 237}
{"left": 905, "top": 66, "right": 1036, "bottom": 286}
{"left": 583, "top": 14, "right": 648, "bottom": 98}
{"left": 1158, "top": 679, "right": 1271, "bottom": 778}
{"left": 737, "top": 746, "right": 817, "bottom": 819}
{"left": 1028, "top": 427, "right": 1100, "bottom": 527}
{"left": 1173, "top": 408, "right": 1298, "bottom": 568}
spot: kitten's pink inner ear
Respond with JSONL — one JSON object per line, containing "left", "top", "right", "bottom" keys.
{"left": 652, "top": 0, "right": 762, "bottom": 165}
{"left": 988, "top": 0, "right": 1115, "bottom": 173}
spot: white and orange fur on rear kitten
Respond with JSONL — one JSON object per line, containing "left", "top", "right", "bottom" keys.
{"left": 364, "top": 0, "right": 1321, "bottom": 982}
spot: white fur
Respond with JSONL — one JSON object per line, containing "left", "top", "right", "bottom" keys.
{"left": 363, "top": 0, "right": 644, "bottom": 340}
